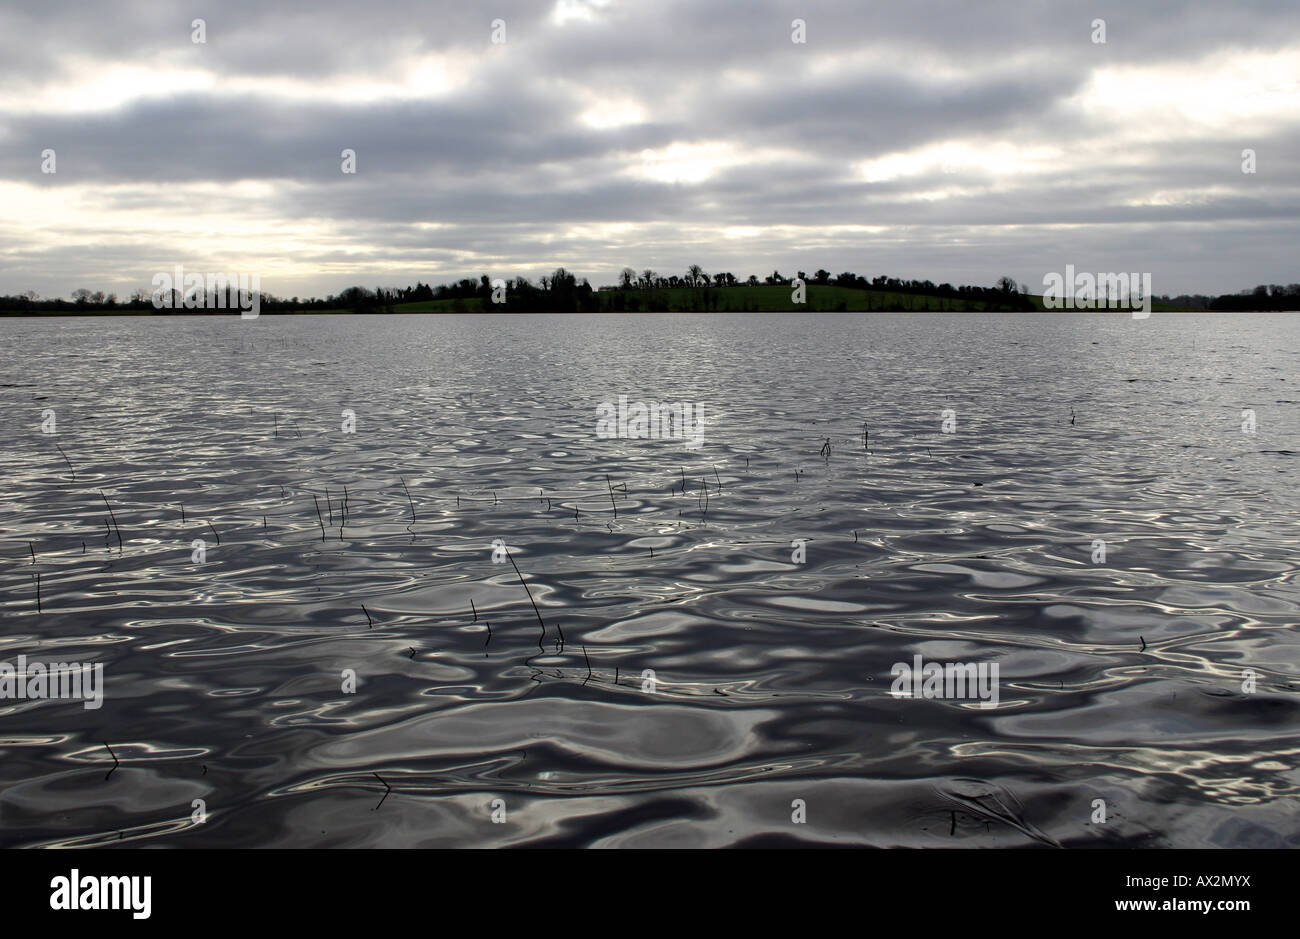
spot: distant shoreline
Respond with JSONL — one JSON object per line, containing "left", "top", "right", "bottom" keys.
{"left": 7, "top": 308, "right": 1296, "bottom": 317}
{"left": 7, "top": 278, "right": 1294, "bottom": 315}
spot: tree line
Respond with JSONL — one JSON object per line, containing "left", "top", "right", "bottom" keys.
{"left": 1207, "top": 283, "right": 1300, "bottom": 312}
{"left": 2, "top": 270, "right": 1297, "bottom": 313}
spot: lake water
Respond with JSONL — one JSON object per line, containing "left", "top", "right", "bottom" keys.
{"left": 1, "top": 312, "right": 1297, "bottom": 847}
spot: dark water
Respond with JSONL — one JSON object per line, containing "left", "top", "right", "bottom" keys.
{"left": 1, "top": 312, "right": 1297, "bottom": 848}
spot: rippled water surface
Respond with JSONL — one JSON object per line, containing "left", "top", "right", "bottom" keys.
{"left": 1, "top": 312, "right": 1297, "bottom": 848}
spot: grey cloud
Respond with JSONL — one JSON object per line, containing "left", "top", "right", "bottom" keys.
{"left": 1, "top": 0, "right": 1298, "bottom": 297}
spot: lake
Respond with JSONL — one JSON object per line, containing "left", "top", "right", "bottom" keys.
{"left": 1, "top": 312, "right": 1297, "bottom": 847}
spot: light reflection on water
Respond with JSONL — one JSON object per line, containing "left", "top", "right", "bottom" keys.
{"left": 0, "top": 312, "right": 1297, "bottom": 848}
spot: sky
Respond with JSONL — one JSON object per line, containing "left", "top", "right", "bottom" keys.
{"left": 1, "top": 0, "right": 1297, "bottom": 300}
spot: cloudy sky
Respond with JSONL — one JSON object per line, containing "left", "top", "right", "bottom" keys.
{"left": 1, "top": 0, "right": 1297, "bottom": 299}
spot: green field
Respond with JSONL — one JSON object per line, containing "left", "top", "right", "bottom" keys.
{"left": 387, "top": 298, "right": 486, "bottom": 312}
